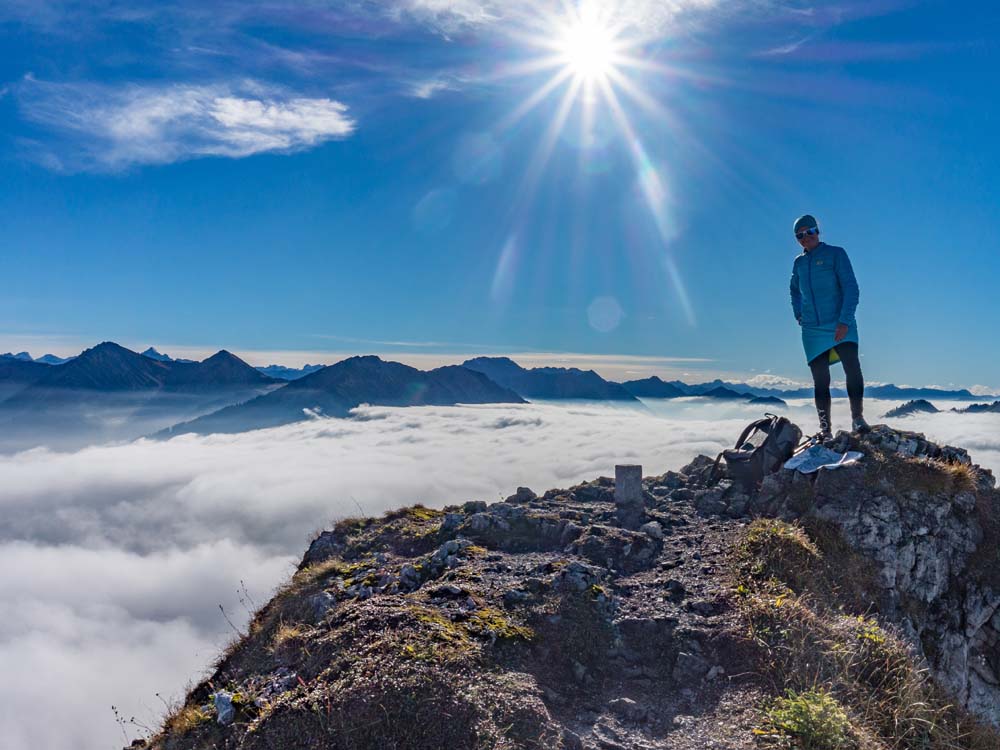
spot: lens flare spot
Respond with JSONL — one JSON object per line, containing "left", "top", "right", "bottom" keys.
{"left": 587, "top": 296, "right": 624, "bottom": 332}
{"left": 453, "top": 133, "right": 503, "bottom": 185}
{"left": 412, "top": 188, "right": 457, "bottom": 233}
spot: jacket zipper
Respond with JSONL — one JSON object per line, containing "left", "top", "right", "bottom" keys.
{"left": 807, "top": 248, "right": 818, "bottom": 324}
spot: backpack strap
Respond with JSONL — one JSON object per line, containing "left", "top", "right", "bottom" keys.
{"left": 733, "top": 417, "right": 771, "bottom": 449}
{"left": 711, "top": 416, "right": 771, "bottom": 482}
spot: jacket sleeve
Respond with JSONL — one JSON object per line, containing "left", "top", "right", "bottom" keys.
{"left": 789, "top": 262, "right": 802, "bottom": 322}
{"left": 835, "top": 247, "right": 859, "bottom": 326}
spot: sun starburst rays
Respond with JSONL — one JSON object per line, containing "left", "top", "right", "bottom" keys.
{"left": 487, "top": 2, "right": 697, "bottom": 326}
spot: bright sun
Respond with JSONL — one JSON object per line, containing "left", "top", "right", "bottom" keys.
{"left": 557, "top": 16, "right": 620, "bottom": 81}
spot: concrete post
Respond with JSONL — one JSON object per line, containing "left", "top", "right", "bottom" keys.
{"left": 615, "top": 464, "right": 644, "bottom": 527}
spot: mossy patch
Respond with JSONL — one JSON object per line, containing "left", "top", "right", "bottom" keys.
{"left": 466, "top": 607, "right": 534, "bottom": 642}
{"left": 755, "top": 688, "right": 856, "bottom": 749}
{"left": 336, "top": 504, "right": 446, "bottom": 558}
{"left": 382, "top": 504, "right": 444, "bottom": 523}
{"left": 292, "top": 558, "right": 372, "bottom": 590}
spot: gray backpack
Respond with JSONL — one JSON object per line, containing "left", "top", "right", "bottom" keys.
{"left": 712, "top": 414, "right": 803, "bottom": 491}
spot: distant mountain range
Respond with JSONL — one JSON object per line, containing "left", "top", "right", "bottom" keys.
{"left": 1, "top": 343, "right": 996, "bottom": 447}
{"left": 1, "top": 351, "right": 73, "bottom": 365}
{"left": 3, "top": 348, "right": 327, "bottom": 380}
{"left": 880, "top": 398, "right": 1000, "bottom": 417}
{"left": 162, "top": 355, "right": 525, "bottom": 437}
{"left": 140, "top": 347, "right": 197, "bottom": 364}
{"left": 620, "top": 376, "right": 686, "bottom": 398}
{"left": 0, "top": 342, "right": 280, "bottom": 451}
{"left": 255, "top": 363, "right": 326, "bottom": 380}
{"left": 463, "top": 357, "right": 638, "bottom": 401}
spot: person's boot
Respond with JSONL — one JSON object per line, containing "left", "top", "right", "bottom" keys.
{"left": 817, "top": 412, "right": 833, "bottom": 441}
{"left": 852, "top": 415, "right": 871, "bottom": 434}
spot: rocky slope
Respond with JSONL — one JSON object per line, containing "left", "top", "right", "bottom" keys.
{"left": 137, "top": 425, "right": 1000, "bottom": 750}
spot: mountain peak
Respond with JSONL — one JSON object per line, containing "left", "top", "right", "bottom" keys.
{"left": 464, "top": 356, "right": 637, "bottom": 401}
{"left": 202, "top": 349, "right": 241, "bottom": 364}
{"left": 0, "top": 351, "right": 33, "bottom": 362}
{"left": 134, "top": 423, "right": 1000, "bottom": 749}
{"left": 141, "top": 347, "right": 172, "bottom": 362}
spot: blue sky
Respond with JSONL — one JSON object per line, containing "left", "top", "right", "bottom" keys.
{"left": 1, "top": 0, "right": 998, "bottom": 390}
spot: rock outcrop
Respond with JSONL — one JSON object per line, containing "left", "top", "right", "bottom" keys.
{"left": 136, "top": 424, "right": 1000, "bottom": 750}
{"left": 882, "top": 398, "right": 940, "bottom": 418}
{"left": 954, "top": 401, "right": 1000, "bottom": 414}
{"left": 752, "top": 425, "right": 1000, "bottom": 726}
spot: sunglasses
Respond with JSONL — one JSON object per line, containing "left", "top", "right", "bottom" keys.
{"left": 795, "top": 227, "right": 820, "bottom": 240}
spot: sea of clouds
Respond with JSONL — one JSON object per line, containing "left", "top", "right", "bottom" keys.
{"left": 1, "top": 397, "right": 997, "bottom": 749}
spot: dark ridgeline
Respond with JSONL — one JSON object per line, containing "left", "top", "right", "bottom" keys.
{"left": 869, "top": 384, "right": 978, "bottom": 400}
{"left": 255, "top": 363, "right": 326, "bottom": 381}
{"left": 161, "top": 355, "right": 526, "bottom": 437}
{"left": 748, "top": 395, "right": 787, "bottom": 406}
{"left": 622, "top": 376, "right": 786, "bottom": 405}
{"left": 953, "top": 401, "right": 1000, "bottom": 414}
{"left": 462, "top": 356, "right": 638, "bottom": 401}
{"left": 141, "top": 347, "right": 196, "bottom": 363}
{"left": 0, "top": 357, "right": 52, "bottom": 402}
{"left": 2, "top": 342, "right": 276, "bottom": 396}
{"left": 0, "top": 342, "right": 280, "bottom": 451}
{"left": 620, "top": 376, "right": 686, "bottom": 398}
{"left": 883, "top": 399, "right": 941, "bottom": 418}
{"left": 699, "top": 385, "right": 749, "bottom": 400}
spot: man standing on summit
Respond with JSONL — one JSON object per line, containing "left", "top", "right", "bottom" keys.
{"left": 789, "top": 214, "right": 870, "bottom": 439}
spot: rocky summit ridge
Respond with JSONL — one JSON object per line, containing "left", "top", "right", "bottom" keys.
{"left": 137, "top": 424, "right": 1000, "bottom": 750}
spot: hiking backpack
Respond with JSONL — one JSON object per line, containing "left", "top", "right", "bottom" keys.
{"left": 711, "top": 413, "right": 803, "bottom": 491}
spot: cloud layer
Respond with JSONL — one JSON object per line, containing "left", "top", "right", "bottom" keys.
{"left": 17, "top": 78, "right": 355, "bottom": 171}
{"left": 1, "top": 398, "right": 996, "bottom": 748}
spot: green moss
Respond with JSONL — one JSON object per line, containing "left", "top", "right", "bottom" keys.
{"left": 382, "top": 504, "right": 444, "bottom": 522}
{"left": 756, "top": 688, "right": 854, "bottom": 749}
{"left": 466, "top": 608, "right": 534, "bottom": 642}
{"left": 293, "top": 559, "right": 371, "bottom": 590}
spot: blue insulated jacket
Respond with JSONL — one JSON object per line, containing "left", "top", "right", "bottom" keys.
{"left": 789, "top": 242, "right": 859, "bottom": 327}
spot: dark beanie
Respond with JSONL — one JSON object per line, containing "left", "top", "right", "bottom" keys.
{"left": 793, "top": 214, "right": 818, "bottom": 232}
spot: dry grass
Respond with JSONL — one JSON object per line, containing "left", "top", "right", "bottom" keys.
{"left": 864, "top": 453, "right": 977, "bottom": 496}
{"left": 734, "top": 521, "right": 1000, "bottom": 750}
{"left": 164, "top": 704, "right": 211, "bottom": 735}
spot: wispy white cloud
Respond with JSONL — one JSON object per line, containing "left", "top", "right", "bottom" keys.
{"left": 744, "top": 373, "right": 809, "bottom": 388}
{"left": 391, "top": 0, "right": 726, "bottom": 35}
{"left": 410, "top": 75, "right": 462, "bottom": 99}
{"left": 16, "top": 76, "right": 355, "bottom": 171}
{"left": 758, "top": 34, "right": 816, "bottom": 57}
{"left": 968, "top": 385, "right": 999, "bottom": 397}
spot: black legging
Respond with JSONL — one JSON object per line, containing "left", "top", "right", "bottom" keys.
{"left": 809, "top": 341, "right": 864, "bottom": 431}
